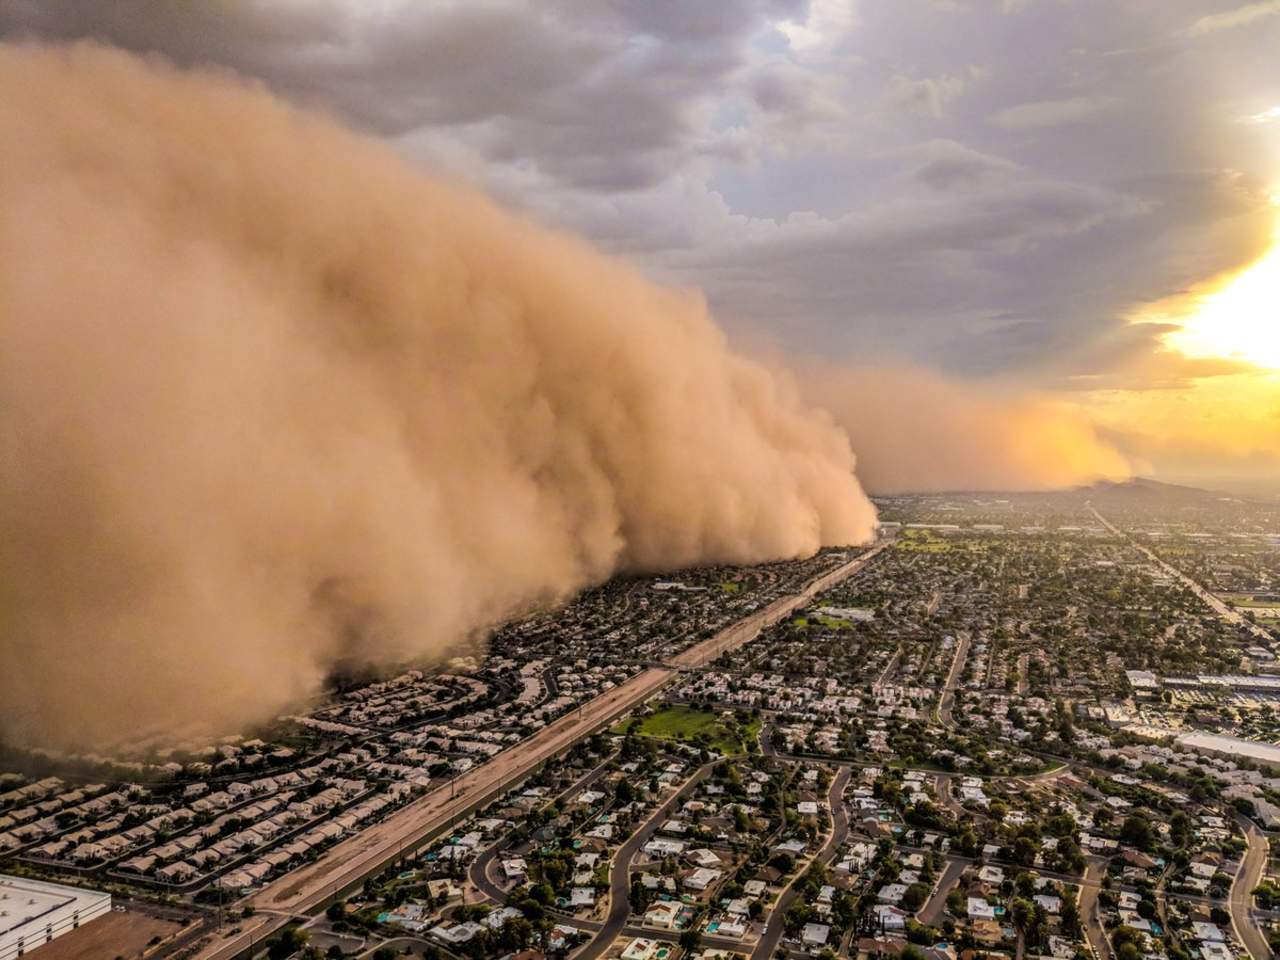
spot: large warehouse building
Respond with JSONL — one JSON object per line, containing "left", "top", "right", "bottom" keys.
{"left": 0, "top": 875, "right": 111, "bottom": 959}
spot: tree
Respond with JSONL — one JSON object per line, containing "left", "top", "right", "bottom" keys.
{"left": 268, "top": 928, "right": 310, "bottom": 960}
{"left": 616, "top": 779, "right": 635, "bottom": 805}
{"left": 1120, "top": 815, "right": 1154, "bottom": 852}
{"left": 1012, "top": 835, "right": 1038, "bottom": 866}
{"left": 1112, "top": 925, "right": 1142, "bottom": 960}
{"left": 1169, "top": 811, "right": 1193, "bottom": 848}
{"left": 1060, "top": 898, "right": 1081, "bottom": 938}
{"left": 497, "top": 917, "right": 534, "bottom": 952}
{"left": 1011, "top": 898, "right": 1034, "bottom": 934}
{"left": 902, "top": 883, "right": 932, "bottom": 912}
{"left": 679, "top": 928, "right": 703, "bottom": 952}
{"left": 784, "top": 901, "right": 812, "bottom": 935}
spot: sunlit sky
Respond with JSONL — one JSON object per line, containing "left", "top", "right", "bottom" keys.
{"left": 1156, "top": 214, "right": 1280, "bottom": 371}
{"left": 3, "top": 0, "right": 1279, "bottom": 488}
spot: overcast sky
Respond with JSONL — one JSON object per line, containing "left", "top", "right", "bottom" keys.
{"left": 4, "top": 0, "right": 1278, "bottom": 481}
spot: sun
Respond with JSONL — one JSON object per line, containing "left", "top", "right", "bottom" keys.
{"left": 1161, "top": 239, "right": 1280, "bottom": 370}
{"left": 1148, "top": 191, "right": 1280, "bottom": 371}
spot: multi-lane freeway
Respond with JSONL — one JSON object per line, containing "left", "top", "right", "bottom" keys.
{"left": 1089, "top": 505, "right": 1274, "bottom": 644}
{"left": 193, "top": 538, "right": 891, "bottom": 959}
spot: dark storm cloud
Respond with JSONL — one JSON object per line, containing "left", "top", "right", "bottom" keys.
{"left": 0, "top": 1, "right": 591, "bottom": 133}
{"left": 0, "top": 1, "right": 772, "bottom": 194}
{"left": 3, "top": 0, "right": 1277, "bottom": 379}
{"left": 0, "top": 44, "right": 876, "bottom": 747}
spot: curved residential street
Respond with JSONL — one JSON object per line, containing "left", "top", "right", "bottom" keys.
{"left": 574, "top": 763, "right": 715, "bottom": 960}
{"left": 751, "top": 766, "right": 852, "bottom": 960}
{"left": 468, "top": 753, "right": 618, "bottom": 903}
{"left": 1230, "top": 815, "right": 1272, "bottom": 960}
{"left": 936, "top": 633, "right": 971, "bottom": 728}
{"left": 193, "top": 541, "right": 890, "bottom": 960}
{"left": 1078, "top": 857, "right": 1112, "bottom": 960}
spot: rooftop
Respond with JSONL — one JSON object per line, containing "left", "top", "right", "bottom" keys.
{"left": 1177, "top": 731, "right": 1280, "bottom": 766}
{"left": 0, "top": 874, "right": 110, "bottom": 939}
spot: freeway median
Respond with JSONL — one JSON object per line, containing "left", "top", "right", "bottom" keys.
{"left": 194, "top": 537, "right": 891, "bottom": 959}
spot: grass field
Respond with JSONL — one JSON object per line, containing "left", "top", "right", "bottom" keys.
{"left": 895, "top": 530, "right": 952, "bottom": 553}
{"left": 1222, "top": 594, "right": 1280, "bottom": 625}
{"left": 616, "top": 704, "right": 759, "bottom": 756}
{"left": 1223, "top": 593, "right": 1279, "bottom": 608}
{"left": 790, "top": 614, "right": 855, "bottom": 629}
{"left": 792, "top": 614, "right": 856, "bottom": 629}
{"left": 814, "top": 614, "right": 855, "bottom": 628}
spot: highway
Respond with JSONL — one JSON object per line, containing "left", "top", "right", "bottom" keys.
{"left": 193, "top": 539, "right": 890, "bottom": 960}
{"left": 671, "top": 539, "right": 892, "bottom": 668}
{"left": 1089, "top": 505, "right": 1274, "bottom": 644}
{"left": 1230, "top": 815, "right": 1272, "bottom": 960}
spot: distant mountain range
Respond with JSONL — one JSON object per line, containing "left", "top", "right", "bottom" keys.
{"left": 874, "top": 476, "right": 1278, "bottom": 502}
{"left": 1084, "top": 476, "right": 1278, "bottom": 504}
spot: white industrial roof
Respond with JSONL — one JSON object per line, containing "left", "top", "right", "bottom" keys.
{"left": 0, "top": 873, "right": 109, "bottom": 939}
{"left": 1178, "top": 731, "right": 1280, "bottom": 765}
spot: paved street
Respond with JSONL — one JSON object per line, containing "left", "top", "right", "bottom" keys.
{"left": 918, "top": 857, "right": 969, "bottom": 927}
{"left": 193, "top": 543, "right": 890, "bottom": 960}
{"left": 1230, "top": 815, "right": 1272, "bottom": 960}
{"left": 1078, "top": 857, "right": 1112, "bottom": 960}
{"left": 575, "top": 763, "right": 716, "bottom": 960}
{"left": 750, "top": 766, "right": 852, "bottom": 959}
{"left": 936, "top": 633, "right": 971, "bottom": 728}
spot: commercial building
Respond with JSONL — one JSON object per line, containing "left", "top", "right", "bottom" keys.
{"left": 0, "top": 874, "right": 111, "bottom": 960}
{"left": 1176, "top": 731, "right": 1280, "bottom": 772}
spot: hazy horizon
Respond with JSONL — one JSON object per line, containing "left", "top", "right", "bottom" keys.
{"left": 3, "top": 1, "right": 1275, "bottom": 488}
{"left": 2, "top": 4, "right": 1279, "bottom": 748}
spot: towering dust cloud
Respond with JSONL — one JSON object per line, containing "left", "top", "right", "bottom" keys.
{"left": 804, "top": 364, "right": 1132, "bottom": 494}
{"left": 0, "top": 44, "right": 876, "bottom": 749}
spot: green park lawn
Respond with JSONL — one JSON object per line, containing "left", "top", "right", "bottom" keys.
{"left": 895, "top": 530, "right": 952, "bottom": 553}
{"left": 615, "top": 704, "right": 760, "bottom": 756}
{"left": 1222, "top": 593, "right": 1280, "bottom": 608}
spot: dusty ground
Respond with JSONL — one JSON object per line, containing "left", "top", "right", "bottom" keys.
{"left": 34, "top": 909, "right": 187, "bottom": 960}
